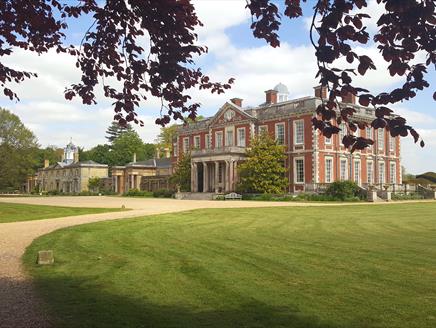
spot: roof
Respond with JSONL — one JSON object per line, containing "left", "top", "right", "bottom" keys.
{"left": 125, "top": 157, "right": 172, "bottom": 168}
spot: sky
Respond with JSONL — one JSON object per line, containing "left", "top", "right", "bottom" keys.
{"left": 1, "top": 0, "right": 435, "bottom": 174}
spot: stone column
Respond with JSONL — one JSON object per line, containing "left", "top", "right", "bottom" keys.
{"left": 192, "top": 163, "right": 198, "bottom": 192}
{"left": 137, "top": 175, "right": 141, "bottom": 190}
{"left": 114, "top": 175, "right": 118, "bottom": 193}
{"left": 229, "top": 160, "right": 234, "bottom": 191}
{"left": 203, "top": 162, "right": 208, "bottom": 192}
{"left": 233, "top": 161, "right": 238, "bottom": 190}
{"left": 191, "top": 163, "right": 195, "bottom": 192}
{"left": 215, "top": 161, "right": 219, "bottom": 193}
{"left": 225, "top": 161, "right": 230, "bottom": 192}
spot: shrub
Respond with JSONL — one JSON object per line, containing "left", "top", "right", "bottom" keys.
{"left": 152, "top": 189, "right": 174, "bottom": 198}
{"left": 325, "top": 181, "right": 361, "bottom": 201}
{"left": 123, "top": 189, "right": 153, "bottom": 197}
{"left": 392, "top": 193, "right": 424, "bottom": 201}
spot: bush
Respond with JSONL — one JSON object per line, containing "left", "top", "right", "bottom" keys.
{"left": 325, "top": 181, "right": 361, "bottom": 201}
{"left": 123, "top": 189, "right": 153, "bottom": 197}
{"left": 392, "top": 193, "right": 424, "bottom": 201}
{"left": 152, "top": 189, "right": 174, "bottom": 198}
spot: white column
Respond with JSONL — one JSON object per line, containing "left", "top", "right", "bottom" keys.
{"left": 229, "top": 160, "right": 234, "bottom": 191}
{"left": 225, "top": 161, "right": 230, "bottom": 192}
{"left": 233, "top": 161, "right": 238, "bottom": 190}
{"left": 203, "top": 162, "right": 208, "bottom": 192}
{"left": 191, "top": 163, "right": 195, "bottom": 192}
{"left": 114, "top": 176, "right": 118, "bottom": 193}
{"left": 215, "top": 161, "right": 219, "bottom": 193}
{"left": 136, "top": 175, "right": 141, "bottom": 190}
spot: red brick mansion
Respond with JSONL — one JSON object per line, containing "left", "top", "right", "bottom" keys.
{"left": 174, "top": 84, "right": 401, "bottom": 194}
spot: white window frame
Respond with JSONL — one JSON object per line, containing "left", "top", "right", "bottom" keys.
{"left": 215, "top": 131, "right": 223, "bottom": 149}
{"left": 339, "top": 123, "right": 346, "bottom": 146}
{"left": 205, "top": 134, "right": 211, "bottom": 149}
{"left": 237, "top": 127, "right": 246, "bottom": 147}
{"left": 173, "top": 142, "right": 178, "bottom": 156}
{"left": 340, "top": 158, "right": 348, "bottom": 181}
{"left": 225, "top": 127, "right": 234, "bottom": 147}
{"left": 389, "top": 135, "right": 395, "bottom": 152}
{"left": 183, "top": 137, "right": 189, "bottom": 153}
{"left": 354, "top": 159, "right": 361, "bottom": 185}
{"left": 275, "top": 123, "right": 285, "bottom": 145}
{"left": 325, "top": 157, "right": 333, "bottom": 183}
{"left": 379, "top": 162, "right": 385, "bottom": 184}
{"left": 325, "top": 135, "right": 332, "bottom": 145}
{"left": 294, "top": 157, "right": 305, "bottom": 184}
{"left": 390, "top": 162, "right": 396, "bottom": 184}
{"left": 367, "top": 160, "right": 373, "bottom": 184}
{"left": 194, "top": 135, "right": 200, "bottom": 149}
{"left": 378, "top": 129, "right": 385, "bottom": 150}
{"left": 294, "top": 120, "right": 304, "bottom": 145}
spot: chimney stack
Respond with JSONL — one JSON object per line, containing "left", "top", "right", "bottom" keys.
{"left": 133, "top": 152, "right": 137, "bottom": 163}
{"left": 342, "top": 92, "right": 356, "bottom": 104}
{"left": 44, "top": 159, "right": 49, "bottom": 168}
{"left": 156, "top": 148, "right": 161, "bottom": 159}
{"left": 314, "top": 85, "right": 328, "bottom": 99}
{"left": 265, "top": 89, "right": 278, "bottom": 105}
{"left": 164, "top": 148, "right": 170, "bottom": 158}
{"left": 230, "top": 98, "right": 243, "bottom": 107}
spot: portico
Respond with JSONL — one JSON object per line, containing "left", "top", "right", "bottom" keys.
{"left": 190, "top": 147, "right": 246, "bottom": 193}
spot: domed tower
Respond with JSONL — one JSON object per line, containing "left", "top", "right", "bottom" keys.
{"left": 274, "top": 82, "right": 290, "bottom": 103}
{"left": 63, "top": 139, "right": 79, "bottom": 164}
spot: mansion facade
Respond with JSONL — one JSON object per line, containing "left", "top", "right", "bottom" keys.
{"left": 174, "top": 84, "right": 401, "bottom": 193}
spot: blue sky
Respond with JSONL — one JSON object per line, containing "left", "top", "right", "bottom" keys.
{"left": 1, "top": 0, "right": 435, "bottom": 174}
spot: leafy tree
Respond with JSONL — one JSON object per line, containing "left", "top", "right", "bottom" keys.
{"left": 88, "top": 177, "right": 102, "bottom": 193}
{"left": 170, "top": 153, "right": 191, "bottom": 192}
{"left": 1, "top": 1, "right": 433, "bottom": 150}
{"left": 237, "top": 134, "right": 287, "bottom": 194}
{"left": 105, "top": 121, "right": 133, "bottom": 144}
{"left": 143, "top": 143, "right": 156, "bottom": 160}
{"left": 33, "top": 146, "right": 63, "bottom": 170}
{"left": 156, "top": 125, "right": 178, "bottom": 154}
{"left": 111, "top": 131, "right": 147, "bottom": 166}
{"left": 81, "top": 144, "right": 114, "bottom": 165}
{"left": 0, "top": 108, "right": 38, "bottom": 191}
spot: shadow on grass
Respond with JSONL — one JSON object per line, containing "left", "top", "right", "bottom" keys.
{"left": 17, "top": 275, "right": 347, "bottom": 328}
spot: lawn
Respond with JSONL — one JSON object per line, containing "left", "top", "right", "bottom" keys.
{"left": 0, "top": 202, "right": 125, "bottom": 223}
{"left": 24, "top": 203, "right": 436, "bottom": 328}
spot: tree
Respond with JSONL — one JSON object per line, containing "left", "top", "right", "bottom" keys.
{"left": 111, "top": 131, "right": 148, "bottom": 166}
{"left": 88, "top": 177, "right": 102, "bottom": 193}
{"left": 33, "top": 146, "right": 63, "bottom": 171}
{"left": 105, "top": 121, "right": 133, "bottom": 144}
{"left": 80, "top": 144, "right": 114, "bottom": 165}
{"left": 237, "top": 134, "right": 288, "bottom": 194}
{"left": 0, "top": 108, "right": 38, "bottom": 191}
{"left": 1, "top": 1, "right": 433, "bottom": 149}
{"left": 170, "top": 153, "right": 191, "bottom": 192}
{"left": 156, "top": 125, "right": 178, "bottom": 154}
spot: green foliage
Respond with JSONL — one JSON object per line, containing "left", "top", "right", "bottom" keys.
{"left": 105, "top": 121, "right": 133, "bottom": 144}
{"left": 33, "top": 146, "right": 63, "bottom": 170}
{"left": 325, "top": 180, "right": 362, "bottom": 200}
{"left": 237, "top": 134, "right": 287, "bottom": 194}
{"left": 88, "top": 177, "right": 102, "bottom": 192}
{"left": 111, "top": 131, "right": 152, "bottom": 166}
{"left": 170, "top": 153, "right": 191, "bottom": 192}
{"left": 156, "top": 124, "right": 178, "bottom": 154}
{"left": 123, "top": 189, "right": 154, "bottom": 197}
{"left": 0, "top": 108, "right": 39, "bottom": 191}
{"left": 241, "top": 193, "right": 361, "bottom": 202}
{"left": 152, "top": 189, "right": 174, "bottom": 198}
{"left": 80, "top": 144, "right": 113, "bottom": 165}
{"left": 392, "top": 193, "right": 425, "bottom": 201}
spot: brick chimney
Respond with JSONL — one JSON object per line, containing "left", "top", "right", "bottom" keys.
{"left": 314, "top": 85, "right": 328, "bottom": 99}
{"left": 133, "top": 152, "right": 137, "bottom": 163}
{"left": 265, "top": 89, "right": 278, "bottom": 105}
{"left": 342, "top": 92, "right": 356, "bottom": 104}
{"left": 230, "top": 98, "right": 243, "bottom": 107}
{"left": 44, "top": 159, "right": 49, "bottom": 168}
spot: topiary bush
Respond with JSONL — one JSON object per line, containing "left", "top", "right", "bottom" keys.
{"left": 152, "top": 189, "right": 174, "bottom": 198}
{"left": 123, "top": 189, "right": 153, "bottom": 197}
{"left": 325, "top": 181, "right": 361, "bottom": 201}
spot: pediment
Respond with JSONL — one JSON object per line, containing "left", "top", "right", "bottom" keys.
{"left": 209, "top": 102, "right": 254, "bottom": 127}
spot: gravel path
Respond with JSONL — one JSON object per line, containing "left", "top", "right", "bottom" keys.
{"left": 0, "top": 196, "right": 432, "bottom": 327}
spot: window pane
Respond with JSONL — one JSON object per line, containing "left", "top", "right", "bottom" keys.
{"left": 276, "top": 124, "right": 285, "bottom": 145}
{"left": 295, "top": 121, "right": 304, "bottom": 145}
